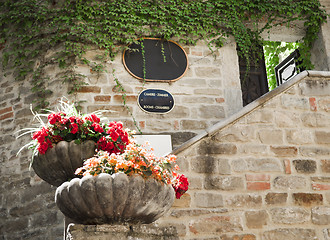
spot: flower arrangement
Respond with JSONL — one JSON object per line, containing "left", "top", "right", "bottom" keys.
{"left": 75, "top": 141, "right": 189, "bottom": 199}
{"left": 18, "top": 100, "right": 131, "bottom": 160}
{"left": 18, "top": 99, "right": 189, "bottom": 199}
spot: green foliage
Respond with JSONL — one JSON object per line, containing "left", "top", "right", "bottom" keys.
{"left": 0, "top": 0, "right": 328, "bottom": 109}
{"left": 263, "top": 41, "right": 301, "bottom": 90}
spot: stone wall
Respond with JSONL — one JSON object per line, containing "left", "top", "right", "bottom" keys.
{"left": 156, "top": 71, "right": 330, "bottom": 240}
{"left": 64, "top": 71, "right": 330, "bottom": 240}
{"left": 0, "top": 39, "right": 242, "bottom": 240}
{"left": 75, "top": 39, "right": 242, "bottom": 148}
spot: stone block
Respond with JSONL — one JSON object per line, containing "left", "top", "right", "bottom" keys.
{"left": 113, "top": 95, "right": 137, "bottom": 104}
{"left": 204, "top": 176, "right": 244, "bottom": 191}
{"left": 0, "top": 106, "right": 12, "bottom": 115}
{"left": 245, "top": 210, "right": 268, "bottom": 228}
{"left": 195, "top": 67, "right": 221, "bottom": 78}
{"left": 311, "top": 176, "right": 330, "bottom": 183}
{"left": 280, "top": 95, "right": 309, "bottom": 110}
{"left": 198, "top": 105, "right": 225, "bottom": 118}
{"left": 315, "top": 130, "right": 330, "bottom": 144}
{"left": 172, "top": 193, "right": 191, "bottom": 208}
{"left": 270, "top": 146, "right": 297, "bottom": 157}
{"left": 308, "top": 97, "right": 317, "bottom": 111}
{"left": 2, "top": 217, "right": 29, "bottom": 234}
{"left": 247, "top": 182, "right": 270, "bottom": 191}
{"left": 224, "top": 194, "right": 262, "bottom": 207}
{"left": 181, "top": 120, "right": 208, "bottom": 130}
{"left": 9, "top": 200, "right": 44, "bottom": 217}
{"left": 275, "top": 111, "right": 301, "bottom": 127}
{"left": 94, "top": 95, "right": 111, "bottom": 102}
{"left": 262, "top": 228, "right": 316, "bottom": 240}
{"left": 166, "top": 105, "right": 190, "bottom": 118}
{"left": 232, "top": 158, "right": 282, "bottom": 172}
{"left": 220, "top": 234, "right": 256, "bottom": 240}
{"left": 214, "top": 126, "right": 255, "bottom": 143}
{"left": 265, "top": 193, "right": 288, "bottom": 205}
{"left": 273, "top": 176, "right": 307, "bottom": 190}
{"left": 299, "top": 146, "right": 330, "bottom": 157}
{"left": 194, "top": 192, "right": 224, "bottom": 208}
{"left": 198, "top": 140, "right": 237, "bottom": 155}
{"left": 246, "top": 110, "right": 273, "bottom": 124}
{"left": 182, "top": 96, "right": 215, "bottom": 104}
{"left": 301, "top": 112, "right": 330, "bottom": 127}
{"left": 312, "top": 183, "right": 330, "bottom": 190}
{"left": 293, "top": 193, "right": 323, "bottom": 206}
{"left": 87, "top": 73, "right": 108, "bottom": 85}
{"left": 321, "top": 160, "right": 330, "bottom": 173}
{"left": 77, "top": 86, "right": 101, "bottom": 93}
{"left": 0, "top": 112, "right": 14, "bottom": 120}
{"left": 286, "top": 130, "right": 314, "bottom": 144}
{"left": 238, "top": 144, "right": 268, "bottom": 155}
{"left": 245, "top": 174, "right": 270, "bottom": 181}
{"left": 178, "top": 78, "right": 206, "bottom": 86}
{"left": 312, "top": 206, "right": 330, "bottom": 225}
{"left": 208, "top": 79, "right": 222, "bottom": 88}
{"left": 270, "top": 207, "right": 309, "bottom": 224}
{"left": 67, "top": 223, "right": 179, "bottom": 240}
{"left": 189, "top": 215, "right": 243, "bottom": 234}
{"left": 170, "top": 208, "right": 228, "bottom": 218}
{"left": 318, "top": 98, "right": 330, "bottom": 112}
{"left": 224, "top": 89, "right": 243, "bottom": 116}
{"left": 284, "top": 159, "right": 292, "bottom": 174}
{"left": 30, "top": 211, "right": 58, "bottom": 227}
{"left": 299, "top": 79, "right": 330, "bottom": 96}
{"left": 258, "top": 129, "right": 283, "bottom": 144}
{"left": 293, "top": 160, "right": 317, "bottom": 173}
{"left": 190, "top": 155, "right": 231, "bottom": 174}
{"left": 194, "top": 88, "right": 223, "bottom": 95}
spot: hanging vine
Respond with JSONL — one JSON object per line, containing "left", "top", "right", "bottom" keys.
{"left": 0, "top": 0, "right": 328, "bottom": 110}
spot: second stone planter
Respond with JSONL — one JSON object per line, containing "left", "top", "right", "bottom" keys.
{"left": 32, "top": 140, "right": 96, "bottom": 186}
{"left": 55, "top": 172, "right": 175, "bottom": 224}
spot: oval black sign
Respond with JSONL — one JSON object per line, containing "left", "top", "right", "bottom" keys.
{"left": 138, "top": 89, "right": 174, "bottom": 113}
{"left": 123, "top": 38, "right": 188, "bottom": 82}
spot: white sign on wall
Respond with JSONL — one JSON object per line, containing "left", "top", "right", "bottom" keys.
{"left": 133, "top": 135, "right": 172, "bottom": 157}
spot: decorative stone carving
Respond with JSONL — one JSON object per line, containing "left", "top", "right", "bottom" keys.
{"left": 32, "top": 140, "right": 96, "bottom": 186}
{"left": 55, "top": 172, "right": 175, "bottom": 224}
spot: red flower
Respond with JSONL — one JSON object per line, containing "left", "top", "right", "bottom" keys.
{"left": 92, "top": 122, "right": 104, "bottom": 133}
{"left": 48, "top": 113, "right": 62, "bottom": 125}
{"left": 173, "top": 174, "right": 189, "bottom": 199}
{"left": 32, "top": 127, "right": 49, "bottom": 143}
{"left": 110, "top": 131, "right": 119, "bottom": 142}
{"left": 70, "top": 123, "right": 79, "bottom": 134}
{"left": 86, "top": 114, "right": 100, "bottom": 123}
{"left": 37, "top": 137, "right": 53, "bottom": 154}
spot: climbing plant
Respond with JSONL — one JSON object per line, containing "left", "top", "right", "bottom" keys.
{"left": 0, "top": 0, "right": 328, "bottom": 110}
{"left": 264, "top": 41, "right": 301, "bottom": 90}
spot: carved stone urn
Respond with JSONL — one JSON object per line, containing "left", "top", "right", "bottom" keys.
{"left": 55, "top": 172, "right": 175, "bottom": 224}
{"left": 32, "top": 140, "right": 95, "bottom": 186}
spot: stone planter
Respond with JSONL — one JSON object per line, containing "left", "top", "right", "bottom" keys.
{"left": 32, "top": 140, "right": 96, "bottom": 187}
{"left": 55, "top": 172, "right": 175, "bottom": 224}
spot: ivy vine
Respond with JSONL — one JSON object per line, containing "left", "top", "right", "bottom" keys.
{"left": 0, "top": 0, "right": 327, "bottom": 110}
